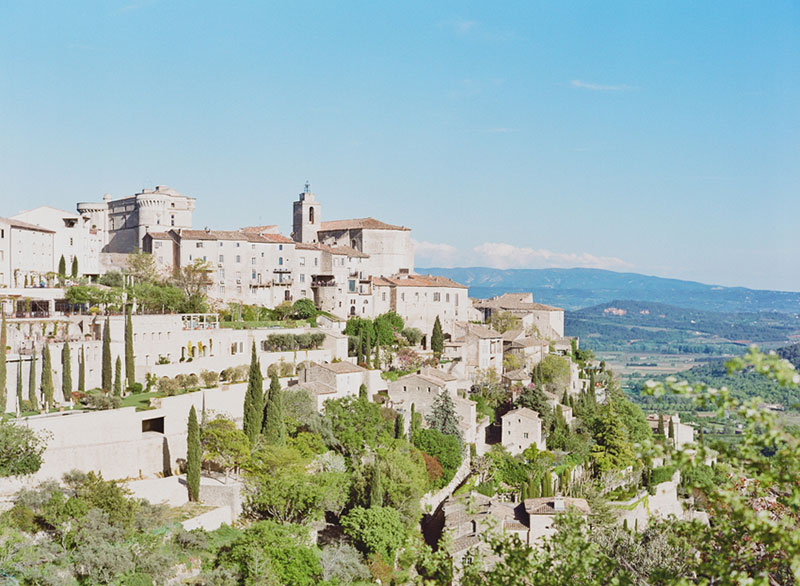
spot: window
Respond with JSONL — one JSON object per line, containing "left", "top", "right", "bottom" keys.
{"left": 279, "top": 257, "right": 283, "bottom": 265}
{"left": 446, "top": 293, "right": 450, "bottom": 302}
{"left": 235, "top": 242, "right": 240, "bottom": 247}
{"left": 523, "top": 432, "right": 529, "bottom": 439}
{"left": 252, "top": 270, "right": 256, "bottom": 279}
{"left": 309, "top": 207, "right": 314, "bottom": 223}
{"left": 219, "top": 242, "right": 223, "bottom": 247}
{"left": 154, "top": 242, "right": 162, "bottom": 248}
{"left": 251, "top": 244, "right": 255, "bottom": 249}
{"left": 348, "top": 280, "right": 356, "bottom": 292}
{"left": 299, "top": 256, "right": 305, "bottom": 266}
{"left": 251, "top": 257, "right": 256, "bottom": 265}
{"left": 218, "top": 269, "right": 225, "bottom": 280}
{"left": 236, "top": 286, "right": 242, "bottom": 293}
{"left": 279, "top": 244, "right": 283, "bottom": 251}
{"left": 219, "top": 285, "right": 225, "bottom": 295}
{"left": 299, "top": 274, "right": 305, "bottom": 283}
{"left": 382, "top": 292, "right": 386, "bottom": 301}
{"left": 401, "top": 293, "right": 405, "bottom": 301}
{"left": 196, "top": 242, "right": 203, "bottom": 248}
{"left": 433, "top": 292, "right": 441, "bottom": 302}
{"left": 314, "top": 257, "right": 318, "bottom": 266}
{"left": 235, "top": 255, "right": 241, "bottom": 263}
{"left": 170, "top": 215, "right": 175, "bottom": 226}
{"left": 235, "top": 271, "right": 241, "bottom": 280}
{"left": 219, "top": 255, "right": 224, "bottom": 262}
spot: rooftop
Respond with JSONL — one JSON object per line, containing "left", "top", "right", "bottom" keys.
{"left": 0, "top": 217, "right": 56, "bottom": 233}
{"left": 524, "top": 497, "right": 590, "bottom": 516}
{"left": 315, "top": 361, "right": 366, "bottom": 375}
{"left": 502, "top": 407, "right": 541, "bottom": 422}
{"left": 373, "top": 274, "right": 468, "bottom": 289}
{"left": 474, "top": 292, "right": 562, "bottom": 312}
{"left": 319, "top": 217, "right": 410, "bottom": 232}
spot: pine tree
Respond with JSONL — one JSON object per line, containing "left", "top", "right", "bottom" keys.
{"left": 125, "top": 307, "right": 135, "bottom": 388}
{"left": 359, "top": 383, "right": 368, "bottom": 402}
{"left": 657, "top": 413, "right": 665, "bottom": 436}
{"left": 395, "top": 413, "right": 405, "bottom": 439}
{"left": 426, "top": 390, "right": 463, "bottom": 441}
{"left": 71, "top": 256, "right": 79, "bottom": 278}
{"left": 16, "top": 360, "right": 23, "bottom": 410}
{"left": 113, "top": 356, "right": 122, "bottom": 397}
{"left": 41, "top": 344, "right": 54, "bottom": 410}
{"left": 431, "top": 316, "right": 444, "bottom": 356}
{"left": 101, "top": 318, "right": 112, "bottom": 392}
{"left": 262, "top": 373, "right": 286, "bottom": 445}
{"left": 369, "top": 459, "right": 384, "bottom": 507}
{"left": 58, "top": 254, "right": 66, "bottom": 276}
{"left": 668, "top": 416, "right": 675, "bottom": 440}
{"left": 0, "top": 313, "right": 6, "bottom": 413}
{"left": 78, "top": 346, "right": 86, "bottom": 392}
{"left": 186, "top": 405, "right": 201, "bottom": 502}
{"left": 61, "top": 340, "right": 72, "bottom": 402}
{"left": 242, "top": 342, "right": 264, "bottom": 445}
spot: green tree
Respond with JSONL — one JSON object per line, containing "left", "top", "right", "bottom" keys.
{"left": 431, "top": 315, "right": 444, "bottom": 356}
{"left": 590, "top": 401, "right": 634, "bottom": 472}
{"left": 28, "top": 348, "right": 38, "bottom": 411}
{"left": 0, "top": 420, "right": 45, "bottom": 476}
{"left": 102, "top": 318, "right": 112, "bottom": 392}
{"left": 489, "top": 310, "right": 521, "bottom": 333}
{"left": 61, "top": 340, "right": 72, "bottom": 402}
{"left": 41, "top": 344, "right": 54, "bottom": 410}
{"left": 358, "top": 383, "right": 368, "bottom": 402}
{"left": 425, "top": 390, "right": 463, "bottom": 441}
{"left": 668, "top": 416, "right": 674, "bottom": 439}
{"left": 16, "top": 359, "right": 23, "bottom": 411}
{"left": 518, "top": 384, "right": 552, "bottom": 429}
{"left": 58, "top": 254, "right": 66, "bottom": 276}
{"left": 186, "top": 406, "right": 201, "bottom": 501}
{"left": 394, "top": 413, "right": 405, "bottom": 440}
{"left": 113, "top": 356, "right": 122, "bottom": 397}
{"left": 0, "top": 313, "right": 6, "bottom": 413}
{"left": 79, "top": 345, "right": 86, "bottom": 392}
{"left": 201, "top": 417, "right": 250, "bottom": 480}
{"left": 242, "top": 342, "right": 264, "bottom": 445}
{"left": 71, "top": 256, "right": 79, "bottom": 278}
{"left": 369, "top": 458, "right": 384, "bottom": 507}
{"left": 125, "top": 307, "right": 135, "bottom": 388}
{"left": 263, "top": 374, "right": 286, "bottom": 446}
{"left": 657, "top": 413, "right": 665, "bottom": 436}
{"left": 412, "top": 428, "right": 462, "bottom": 487}
{"left": 291, "top": 298, "right": 317, "bottom": 319}
{"left": 340, "top": 506, "right": 406, "bottom": 561}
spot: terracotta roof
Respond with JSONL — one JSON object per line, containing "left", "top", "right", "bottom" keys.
{"left": 474, "top": 293, "right": 562, "bottom": 312}
{"left": 176, "top": 228, "right": 292, "bottom": 244}
{"left": 373, "top": 274, "right": 468, "bottom": 289}
{"left": 0, "top": 217, "right": 56, "bottom": 233}
{"left": 146, "top": 231, "right": 172, "bottom": 240}
{"left": 420, "top": 367, "right": 458, "bottom": 382}
{"left": 502, "top": 407, "right": 541, "bottom": 422}
{"left": 246, "top": 232, "right": 294, "bottom": 244}
{"left": 315, "top": 361, "right": 366, "bottom": 375}
{"left": 319, "top": 217, "right": 410, "bottom": 232}
{"left": 502, "top": 329, "right": 525, "bottom": 342}
{"left": 461, "top": 324, "right": 502, "bottom": 339}
{"left": 513, "top": 337, "right": 548, "bottom": 348}
{"left": 241, "top": 225, "right": 279, "bottom": 234}
{"left": 524, "top": 497, "right": 590, "bottom": 515}
{"left": 292, "top": 242, "right": 369, "bottom": 258}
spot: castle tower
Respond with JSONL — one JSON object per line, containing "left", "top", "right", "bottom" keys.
{"left": 292, "top": 182, "right": 321, "bottom": 243}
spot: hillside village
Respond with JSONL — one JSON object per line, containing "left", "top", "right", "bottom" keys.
{"left": 0, "top": 185, "right": 735, "bottom": 585}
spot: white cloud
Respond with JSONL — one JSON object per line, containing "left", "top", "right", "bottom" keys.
{"left": 570, "top": 79, "right": 632, "bottom": 92}
{"left": 413, "top": 240, "right": 461, "bottom": 266}
{"left": 472, "top": 242, "right": 632, "bottom": 270}
{"left": 414, "top": 239, "right": 632, "bottom": 271}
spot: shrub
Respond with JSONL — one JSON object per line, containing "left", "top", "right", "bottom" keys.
{"left": 200, "top": 370, "right": 219, "bottom": 388}
{"left": 0, "top": 420, "right": 46, "bottom": 477}
{"left": 157, "top": 376, "right": 180, "bottom": 396}
{"left": 84, "top": 392, "right": 122, "bottom": 410}
{"left": 412, "top": 428, "right": 462, "bottom": 488}
{"left": 341, "top": 506, "right": 406, "bottom": 560}
{"left": 127, "top": 382, "right": 144, "bottom": 394}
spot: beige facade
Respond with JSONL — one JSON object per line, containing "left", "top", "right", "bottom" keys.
{"left": 449, "top": 322, "right": 504, "bottom": 380}
{"left": 371, "top": 274, "right": 469, "bottom": 334}
{"left": 501, "top": 407, "right": 544, "bottom": 454}
{"left": 0, "top": 217, "right": 55, "bottom": 288}
{"left": 474, "top": 292, "right": 565, "bottom": 339}
{"left": 296, "top": 360, "right": 384, "bottom": 411}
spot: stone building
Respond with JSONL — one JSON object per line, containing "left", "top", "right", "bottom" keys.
{"left": 296, "top": 360, "right": 384, "bottom": 411}
{"left": 501, "top": 407, "right": 544, "bottom": 454}
{"left": 0, "top": 216, "right": 55, "bottom": 288}
{"left": 446, "top": 322, "right": 504, "bottom": 380}
{"left": 474, "top": 292, "right": 564, "bottom": 339}
{"left": 371, "top": 274, "right": 469, "bottom": 333}
{"left": 78, "top": 185, "right": 195, "bottom": 254}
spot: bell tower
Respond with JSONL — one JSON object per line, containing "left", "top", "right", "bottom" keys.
{"left": 292, "top": 182, "right": 321, "bottom": 243}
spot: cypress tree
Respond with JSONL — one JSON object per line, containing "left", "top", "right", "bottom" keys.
{"left": 78, "top": 346, "right": 86, "bottom": 392}
{"left": 589, "top": 371, "right": 596, "bottom": 395}
{"left": 668, "top": 417, "right": 675, "bottom": 440}
{"left": 561, "top": 390, "right": 569, "bottom": 406}
{"left": 61, "top": 340, "right": 72, "bottom": 402}
{"left": 431, "top": 316, "right": 444, "bottom": 356}
{"left": 410, "top": 403, "right": 421, "bottom": 437}
{"left": 113, "top": 356, "right": 122, "bottom": 397}
{"left": 657, "top": 413, "right": 665, "bottom": 436}
{"left": 58, "top": 254, "right": 66, "bottom": 276}
{"left": 242, "top": 342, "right": 264, "bottom": 444}
{"left": 0, "top": 313, "right": 6, "bottom": 413}
{"left": 71, "top": 256, "right": 79, "bottom": 278}
{"left": 101, "top": 318, "right": 112, "bottom": 392}
{"left": 41, "top": 344, "right": 54, "bottom": 410}
{"left": 186, "top": 405, "right": 201, "bottom": 501}
{"left": 395, "top": 413, "right": 405, "bottom": 439}
{"left": 125, "top": 307, "right": 135, "bottom": 388}
{"left": 699, "top": 424, "right": 705, "bottom": 446}
{"left": 28, "top": 348, "right": 38, "bottom": 410}
{"left": 363, "top": 328, "right": 372, "bottom": 366}
{"left": 373, "top": 340, "right": 380, "bottom": 370}
{"left": 369, "top": 459, "right": 384, "bottom": 507}
{"left": 263, "top": 373, "right": 285, "bottom": 445}
{"left": 356, "top": 332, "right": 364, "bottom": 365}
{"left": 16, "top": 358, "right": 24, "bottom": 410}
{"left": 359, "top": 383, "right": 368, "bottom": 402}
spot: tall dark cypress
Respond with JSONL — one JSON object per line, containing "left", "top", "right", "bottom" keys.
{"left": 125, "top": 307, "right": 135, "bottom": 388}
{"left": 101, "top": 318, "right": 112, "bottom": 392}
{"left": 186, "top": 405, "right": 201, "bottom": 501}
{"left": 395, "top": 413, "right": 405, "bottom": 439}
{"left": 369, "top": 459, "right": 384, "bottom": 507}
{"left": 78, "top": 346, "right": 86, "bottom": 392}
{"left": 61, "top": 340, "right": 72, "bottom": 402}
{"left": 262, "top": 373, "right": 285, "bottom": 445}
{"left": 41, "top": 344, "right": 54, "bottom": 410}
{"left": 71, "top": 256, "right": 79, "bottom": 278}
{"left": 431, "top": 316, "right": 444, "bottom": 356}
{"left": 28, "top": 348, "right": 38, "bottom": 411}
{"left": 0, "top": 313, "right": 6, "bottom": 413}
{"left": 16, "top": 360, "right": 23, "bottom": 412}
{"left": 113, "top": 356, "right": 122, "bottom": 397}
{"left": 242, "top": 342, "right": 264, "bottom": 444}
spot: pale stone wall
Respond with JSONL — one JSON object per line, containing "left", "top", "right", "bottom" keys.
{"left": 501, "top": 409, "right": 544, "bottom": 455}
{"left": 391, "top": 285, "right": 469, "bottom": 335}
{"left": 0, "top": 220, "right": 55, "bottom": 287}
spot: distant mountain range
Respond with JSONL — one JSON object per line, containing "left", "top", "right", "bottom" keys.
{"left": 418, "top": 267, "right": 800, "bottom": 313}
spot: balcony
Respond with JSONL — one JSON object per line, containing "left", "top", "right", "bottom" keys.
{"left": 312, "top": 280, "right": 337, "bottom": 287}
{"left": 272, "top": 278, "right": 293, "bottom": 286}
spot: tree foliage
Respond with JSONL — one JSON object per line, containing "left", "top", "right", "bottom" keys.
{"left": 187, "top": 406, "right": 201, "bottom": 501}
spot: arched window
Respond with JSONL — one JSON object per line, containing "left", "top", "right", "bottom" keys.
{"left": 351, "top": 239, "right": 358, "bottom": 249}
{"left": 309, "top": 207, "right": 315, "bottom": 224}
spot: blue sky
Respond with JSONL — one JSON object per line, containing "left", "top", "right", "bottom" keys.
{"left": 1, "top": 1, "right": 798, "bottom": 290}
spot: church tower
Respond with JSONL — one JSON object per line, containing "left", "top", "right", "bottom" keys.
{"left": 292, "top": 182, "right": 321, "bottom": 243}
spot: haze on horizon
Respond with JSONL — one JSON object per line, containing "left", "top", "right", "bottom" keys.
{"left": 0, "top": 1, "right": 797, "bottom": 291}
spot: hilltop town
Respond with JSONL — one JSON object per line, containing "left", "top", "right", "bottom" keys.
{"left": 0, "top": 185, "right": 786, "bottom": 585}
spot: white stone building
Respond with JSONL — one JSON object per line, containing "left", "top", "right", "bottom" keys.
{"left": 295, "top": 360, "right": 384, "bottom": 411}
{"left": 77, "top": 185, "right": 195, "bottom": 254}
{"left": 371, "top": 274, "right": 469, "bottom": 334}
{"left": 474, "top": 293, "right": 565, "bottom": 339}
{"left": 446, "top": 322, "right": 504, "bottom": 380}
{"left": 501, "top": 407, "right": 544, "bottom": 454}
{"left": 0, "top": 217, "right": 55, "bottom": 288}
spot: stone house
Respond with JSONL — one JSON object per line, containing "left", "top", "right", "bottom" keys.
{"left": 296, "top": 360, "right": 384, "bottom": 411}
{"left": 646, "top": 413, "right": 695, "bottom": 448}
{"left": 501, "top": 407, "right": 544, "bottom": 454}
{"left": 474, "top": 292, "right": 564, "bottom": 339}
{"left": 524, "top": 497, "right": 591, "bottom": 542}
{"left": 0, "top": 217, "right": 55, "bottom": 288}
